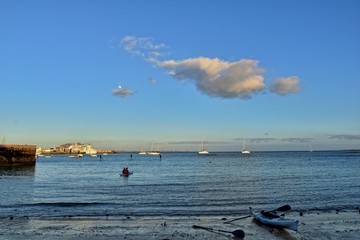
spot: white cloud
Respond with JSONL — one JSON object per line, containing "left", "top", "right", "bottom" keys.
{"left": 121, "top": 35, "right": 168, "bottom": 60}
{"left": 159, "top": 57, "right": 265, "bottom": 99}
{"left": 329, "top": 135, "right": 360, "bottom": 141}
{"left": 269, "top": 76, "right": 301, "bottom": 96}
{"left": 282, "top": 138, "right": 312, "bottom": 143}
{"left": 120, "top": 35, "right": 301, "bottom": 99}
{"left": 112, "top": 87, "right": 135, "bottom": 98}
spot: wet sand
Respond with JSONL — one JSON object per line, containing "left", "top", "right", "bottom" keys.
{"left": 1, "top": 210, "right": 359, "bottom": 239}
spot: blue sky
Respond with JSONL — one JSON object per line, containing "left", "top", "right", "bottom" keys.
{"left": 1, "top": 0, "right": 359, "bottom": 151}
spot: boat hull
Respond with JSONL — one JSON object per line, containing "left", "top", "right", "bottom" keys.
{"left": 120, "top": 171, "right": 133, "bottom": 177}
{"left": 198, "top": 151, "right": 209, "bottom": 154}
{"left": 250, "top": 207, "right": 298, "bottom": 231}
{"left": 147, "top": 152, "right": 160, "bottom": 155}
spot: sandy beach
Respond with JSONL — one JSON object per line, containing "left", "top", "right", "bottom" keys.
{"left": 1, "top": 210, "right": 359, "bottom": 240}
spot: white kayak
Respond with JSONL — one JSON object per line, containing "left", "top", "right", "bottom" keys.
{"left": 250, "top": 207, "right": 298, "bottom": 231}
{"left": 120, "top": 171, "right": 133, "bottom": 177}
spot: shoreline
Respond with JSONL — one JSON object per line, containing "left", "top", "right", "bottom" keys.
{"left": 1, "top": 210, "right": 359, "bottom": 239}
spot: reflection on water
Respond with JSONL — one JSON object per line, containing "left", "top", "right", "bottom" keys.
{"left": 0, "top": 165, "right": 35, "bottom": 176}
{"left": 0, "top": 165, "right": 35, "bottom": 213}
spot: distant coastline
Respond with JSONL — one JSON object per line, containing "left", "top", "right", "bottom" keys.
{"left": 54, "top": 149, "right": 360, "bottom": 154}
{"left": 32, "top": 143, "right": 360, "bottom": 156}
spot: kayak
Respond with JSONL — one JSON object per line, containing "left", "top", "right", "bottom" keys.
{"left": 120, "top": 171, "right": 133, "bottom": 177}
{"left": 249, "top": 207, "right": 298, "bottom": 231}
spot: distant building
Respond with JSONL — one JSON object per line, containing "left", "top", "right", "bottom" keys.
{"left": 53, "top": 143, "right": 97, "bottom": 154}
{"left": 38, "top": 143, "right": 112, "bottom": 155}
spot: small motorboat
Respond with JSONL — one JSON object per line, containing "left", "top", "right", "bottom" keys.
{"left": 68, "top": 154, "right": 83, "bottom": 158}
{"left": 250, "top": 207, "right": 298, "bottom": 231}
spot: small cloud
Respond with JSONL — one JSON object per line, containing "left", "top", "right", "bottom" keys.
{"left": 269, "top": 76, "right": 301, "bottom": 96}
{"left": 121, "top": 35, "right": 168, "bottom": 61}
{"left": 234, "top": 138, "right": 276, "bottom": 143}
{"left": 148, "top": 77, "right": 157, "bottom": 85}
{"left": 159, "top": 57, "right": 265, "bottom": 99}
{"left": 282, "top": 138, "right": 312, "bottom": 143}
{"left": 250, "top": 138, "right": 276, "bottom": 143}
{"left": 112, "top": 86, "right": 135, "bottom": 98}
{"left": 168, "top": 140, "right": 229, "bottom": 145}
{"left": 329, "top": 135, "right": 360, "bottom": 141}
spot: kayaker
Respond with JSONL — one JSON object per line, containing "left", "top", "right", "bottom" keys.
{"left": 122, "top": 168, "right": 129, "bottom": 174}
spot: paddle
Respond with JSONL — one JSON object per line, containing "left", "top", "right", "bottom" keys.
{"left": 192, "top": 225, "right": 245, "bottom": 238}
{"left": 266, "top": 205, "right": 291, "bottom": 213}
{"left": 223, "top": 214, "right": 251, "bottom": 224}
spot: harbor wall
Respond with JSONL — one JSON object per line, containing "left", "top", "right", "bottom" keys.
{"left": 0, "top": 144, "right": 36, "bottom": 166}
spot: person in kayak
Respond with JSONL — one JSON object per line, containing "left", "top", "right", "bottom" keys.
{"left": 122, "top": 168, "right": 129, "bottom": 174}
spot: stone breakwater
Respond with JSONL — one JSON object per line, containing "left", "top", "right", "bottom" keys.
{"left": 0, "top": 144, "right": 36, "bottom": 166}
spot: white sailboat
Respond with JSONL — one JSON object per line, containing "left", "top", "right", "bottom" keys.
{"left": 199, "top": 139, "right": 209, "bottom": 154}
{"left": 139, "top": 145, "right": 147, "bottom": 155}
{"left": 242, "top": 139, "right": 250, "bottom": 154}
{"left": 147, "top": 143, "right": 160, "bottom": 155}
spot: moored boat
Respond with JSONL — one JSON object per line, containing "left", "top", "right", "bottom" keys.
{"left": 242, "top": 139, "right": 250, "bottom": 154}
{"left": 198, "top": 138, "right": 209, "bottom": 154}
{"left": 198, "top": 150, "right": 209, "bottom": 154}
{"left": 68, "top": 154, "right": 83, "bottom": 158}
{"left": 147, "top": 151, "right": 160, "bottom": 155}
{"left": 250, "top": 207, "right": 298, "bottom": 231}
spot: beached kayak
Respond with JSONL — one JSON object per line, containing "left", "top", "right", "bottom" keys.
{"left": 249, "top": 207, "right": 298, "bottom": 231}
{"left": 120, "top": 171, "right": 133, "bottom": 177}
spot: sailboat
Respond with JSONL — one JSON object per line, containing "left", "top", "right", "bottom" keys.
{"left": 199, "top": 139, "right": 209, "bottom": 154}
{"left": 139, "top": 145, "right": 147, "bottom": 155}
{"left": 309, "top": 145, "right": 313, "bottom": 152}
{"left": 147, "top": 143, "right": 160, "bottom": 155}
{"left": 242, "top": 139, "right": 250, "bottom": 154}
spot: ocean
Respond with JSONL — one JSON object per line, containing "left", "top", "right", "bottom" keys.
{"left": 0, "top": 151, "right": 359, "bottom": 218}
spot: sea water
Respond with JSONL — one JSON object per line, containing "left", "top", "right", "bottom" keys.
{"left": 0, "top": 151, "right": 359, "bottom": 218}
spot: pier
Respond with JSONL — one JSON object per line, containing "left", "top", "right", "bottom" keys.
{"left": 0, "top": 144, "right": 36, "bottom": 166}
